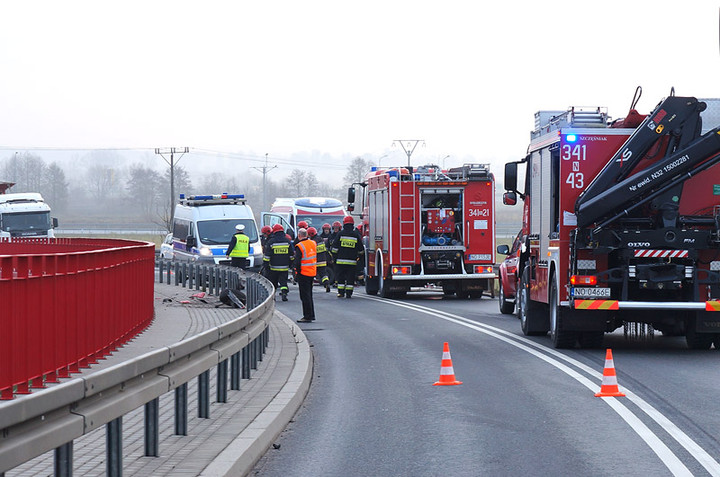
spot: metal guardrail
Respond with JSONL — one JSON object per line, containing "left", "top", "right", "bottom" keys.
{"left": 0, "top": 259, "right": 275, "bottom": 476}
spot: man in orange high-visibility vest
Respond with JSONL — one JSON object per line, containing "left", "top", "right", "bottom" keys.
{"left": 294, "top": 228, "right": 317, "bottom": 323}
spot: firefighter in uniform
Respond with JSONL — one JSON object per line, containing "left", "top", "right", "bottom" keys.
{"left": 308, "top": 226, "right": 330, "bottom": 292}
{"left": 265, "top": 224, "right": 291, "bottom": 301}
{"left": 327, "top": 220, "right": 342, "bottom": 287}
{"left": 259, "top": 225, "right": 272, "bottom": 277}
{"left": 295, "top": 228, "right": 317, "bottom": 323}
{"left": 226, "top": 224, "right": 250, "bottom": 269}
{"left": 331, "top": 216, "right": 364, "bottom": 298}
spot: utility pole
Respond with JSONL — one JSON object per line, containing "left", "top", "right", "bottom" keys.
{"left": 393, "top": 139, "right": 425, "bottom": 167}
{"left": 155, "top": 147, "right": 189, "bottom": 229}
{"left": 251, "top": 153, "right": 277, "bottom": 212}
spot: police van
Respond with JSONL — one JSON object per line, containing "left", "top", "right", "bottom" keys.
{"left": 170, "top": 193, "right": 262, "bottom": 269}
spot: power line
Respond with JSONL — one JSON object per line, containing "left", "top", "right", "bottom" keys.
{"left": 250, "top": 153, "right": 277, "bottom": 212}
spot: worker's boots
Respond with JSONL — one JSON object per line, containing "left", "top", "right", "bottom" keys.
{"left": 281, "top": 289, "right": 288, "bottom": 301}
{"left": 324, "top": 281, "right": 331, "bottom": 293}
{"left": 337, "top": 289, "right": 345, "bottom": 298}
{"left": 345, "top": 290, "right": 353, "bottom": 299}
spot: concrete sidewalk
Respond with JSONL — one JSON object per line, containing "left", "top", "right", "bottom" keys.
{"left": 8, "top": 283, "right": 312, "bottom": 477}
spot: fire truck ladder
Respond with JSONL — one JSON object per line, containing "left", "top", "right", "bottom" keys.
{"left": 399, "top": 182, "right": 417, "bottom": 263}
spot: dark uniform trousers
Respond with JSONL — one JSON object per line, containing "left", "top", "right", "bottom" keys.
{"left": 335, "top": 264, "right": 356, "bottom": 296}
{"left": 297, "top": 274, "right": 315, "bottom": 320}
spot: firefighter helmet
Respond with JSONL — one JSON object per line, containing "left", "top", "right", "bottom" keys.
{"left": 297, "top": 221, "right": 308, "bottom": 229}
{"left": 261, "top": 225, "right": 272, "bottom": 234}
{"left": 272, "top": 224, "right": 284, "bottom": 233}
{"left": 307, "top": 227, "right": 317, "bottom": 237}
{"left": 343, "top": 216, "right": 354, "bottom": 225}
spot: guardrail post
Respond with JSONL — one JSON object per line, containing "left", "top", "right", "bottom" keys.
{"left": 251, "top": 339, "right": 258, "bottom": 370}
{"left": 230, "top": 352, "right": 241, "bottom": 390}
{"left": 174, "top": 383, "right": 188, "bottom": 436}
{"left": 54, "top": 441, "right": 73, "bottom": 477}
{"left": 198, "top": 371, "right": 210, "bottom": 418}
{"left": 217, "top": 359, "right": 228, "bottom": 403}
{"left": 106, "top": 417, "right": 122, "bottom": 477}
{"left": 242, "top": 345, "right": 251, "bottom": 379}
{"left": 144, "top": 398, "right": 159, "bottom": 457}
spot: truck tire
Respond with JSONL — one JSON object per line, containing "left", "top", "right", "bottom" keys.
{"left": 686, "top": 313, "right": 714, "bottom": 350}
{"left": 379, "top": 273, "right": 393, "bottom": 298}
{"left": 365, "top": 275, "right": 379, "bottom": 295}
{"left": 498, "top": 280, "right": 515, "bottom": 315}
{"left": 519, "top": 267, "right": 548, "bottom": 336}
{"left": 549, "top": 275, "right": 577, "bottom": 349}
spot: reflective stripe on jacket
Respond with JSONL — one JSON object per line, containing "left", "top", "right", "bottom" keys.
{"left": 296, "top": 239, "right": 317, "bottom": 277}
{"left": 265, "top": 231, "right": 291, "bottom": 271}
{"left": 229, "top": 233, "right": 250, "bottom": 258}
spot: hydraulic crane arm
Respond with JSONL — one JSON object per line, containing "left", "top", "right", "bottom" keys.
{"left": 576, "top": 96, "right": 705, "bottom": 223}
{"left": 575, "top": 127, "right": 720, "bottom": 229}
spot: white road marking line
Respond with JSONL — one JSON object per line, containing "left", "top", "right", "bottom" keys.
{"left": 362, "top": 295, "right": 720, "bottom": 476}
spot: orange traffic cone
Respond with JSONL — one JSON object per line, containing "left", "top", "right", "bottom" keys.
{"left": 433, "top": 342, "right": 462, "bottom": 386}
{"left": 595, "top": 348, "right": 625, "bottom": 397}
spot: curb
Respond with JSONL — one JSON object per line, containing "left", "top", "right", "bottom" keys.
{"left": 199, "top": 311, "right": 313, "bottom": 477}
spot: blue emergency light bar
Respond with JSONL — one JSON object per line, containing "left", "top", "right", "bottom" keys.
{"left": 179, "top": 193, "right": 245, "bottom": 200}
{"left": 566, "top": 134, "right": 578, "bottom": 142}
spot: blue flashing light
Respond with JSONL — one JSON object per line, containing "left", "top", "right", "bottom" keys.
{"left": 566, "top": 134, "right": 578, "bottom": 143}
{"left": 179, "top": 193, "right": 186, "bottom": 199}
{"left": 370, "top": 166, "right": 377, "bottom": 172}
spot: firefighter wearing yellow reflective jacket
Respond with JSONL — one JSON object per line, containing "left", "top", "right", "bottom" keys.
{"left": 265, "top": 224, "right": 291, "bottom": 301}
{"left": 226, "top": 224, "right": 250, "bottom": 269}
{"left": 308, "top": 227, "right": 331, "bottom": 292}
{"left": 330, "top": 216, "right": 364, "bottom": 298}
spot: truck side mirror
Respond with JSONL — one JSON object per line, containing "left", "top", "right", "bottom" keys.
{"left": 497, "top": 244, "right": 510, "bottom": 255}
{"left": 52, "top": 217, "right": 59, "bottom": 228}
{"left": 503, "top": 191, "right": 517, "bottom": 206}
{"left": 504, "top": 162, "right": 518, "bottom": 192}
{"left": 347, "top": 204, "right": 355, "bottom": 212}
{"left": 347, "top": 187, "right": 355, "bottom": 204}
{"left": 186, "top": 235, "right": 196, "bottom": 249}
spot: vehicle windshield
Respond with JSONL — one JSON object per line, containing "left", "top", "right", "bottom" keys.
{"left": 296, "top": 215, "right": 346, "bottom": 229}
{"left": 1, "top": 211, "right": 51, "bottom": 233}
{"left": 196, "top": 219, "right": 258, "bottom": 245}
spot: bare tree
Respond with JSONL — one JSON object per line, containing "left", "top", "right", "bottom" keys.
{"left": 40, "top": 162, "right": 70, "bottom": 211}
{"left": 343, "top": 156, "right": 372, "bottom": 186}
{"left": 126, "top": 163, "right": 161, "bottom": 218}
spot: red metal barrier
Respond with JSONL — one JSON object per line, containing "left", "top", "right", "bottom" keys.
{"left": 0, "top": 238, "right": 155, "bottom": 399}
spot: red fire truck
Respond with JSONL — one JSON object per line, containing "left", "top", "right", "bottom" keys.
{"left": 348, "top": 164, "right": 496, "bottom": 298}
{"left": 503, "top": 89, "right": 720, "bottom": 349}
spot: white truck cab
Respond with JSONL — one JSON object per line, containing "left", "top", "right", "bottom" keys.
{"left": 0, "top": 192, "right": 58, "bottom": 238}
{"left": 170, "top": 193, "right": 262, "bottom": 269}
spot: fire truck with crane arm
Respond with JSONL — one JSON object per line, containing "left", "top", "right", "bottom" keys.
{"left": 348, "top": 163, "right": 496, "bottom": 298}
{"left": 503, "top": 88, "right": 720, "bottom": 349}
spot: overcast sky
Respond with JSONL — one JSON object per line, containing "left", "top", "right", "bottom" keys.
{"left": 2, "top": 1, "right": 720, "bottom": 178}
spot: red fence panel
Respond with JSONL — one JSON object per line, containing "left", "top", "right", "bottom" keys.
{"left": 0, "top": 238, "right": 155, "bottom": 399}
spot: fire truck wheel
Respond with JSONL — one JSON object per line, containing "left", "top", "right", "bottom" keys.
{"left": 549, "top": 276, "right": 577, "bottom": 349}
{"left": 685, "top": 313, "right": 714, "bottom": 350}
{"left": 519, "top": 267, "right": 547, "bottom": 336}
{"left": 379, "top": 273, "right": 393, "bottom": 298}
{"left": 365, "top": 275, "right": 379, "bottom": 295}
{"left": 498, "top": 281, "right": 515, "bottom": 315}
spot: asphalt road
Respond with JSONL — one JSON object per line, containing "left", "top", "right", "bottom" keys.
{"left": 253, "top": 285, "right": 720, "bottom": 477}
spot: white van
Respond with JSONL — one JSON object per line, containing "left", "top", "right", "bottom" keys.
{"left": 170, "top": 193, "right": 262, "bottom": 269}
{"left": 262, "top": 197, "right": 348, "bottom": 238}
